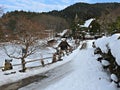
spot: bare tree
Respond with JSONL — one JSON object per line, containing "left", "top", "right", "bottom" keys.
{"left": 4, "top": 16, "right": 45, "bottom": 72}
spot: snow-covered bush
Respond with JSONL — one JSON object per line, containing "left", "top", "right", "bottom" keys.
{"left": 111, "top": 74, "right": 118, "bottom": 83}
{"left": 94, "top": 34, "right": 120, "bottom": 87}
{"left": 101, "top": 60, "right": 110, "bottom": 66}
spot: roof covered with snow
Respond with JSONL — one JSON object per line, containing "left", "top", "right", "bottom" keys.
{"left": 59, "top": 29, "right": 68, "bottom": 36}
{"left": 80, "top": 18, "right": 95, "bottom": 28}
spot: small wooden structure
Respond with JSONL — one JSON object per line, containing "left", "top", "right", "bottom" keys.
{"left": 2, "top": 59, "right": 13, "bottom": 71}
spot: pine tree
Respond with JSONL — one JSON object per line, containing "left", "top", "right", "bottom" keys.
{"left": 89, "top": 20, "right": 100, "bottom": 35}
{"left": 71, "top": 14, "right": 84, "bottom": 39}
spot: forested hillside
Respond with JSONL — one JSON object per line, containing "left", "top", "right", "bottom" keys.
{"left": 0, "top": 2, "right": 120, "bottom": 41}
{"left": 47, "top": 2, "right": 120, "bottom": 34}
{"left": 1, "top": 11, "right": 69, "bottom": 32}
{"left": 48, "top": 3, "right": 120, "bottom": 22}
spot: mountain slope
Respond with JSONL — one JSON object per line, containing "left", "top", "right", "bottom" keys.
{"left": 48, "top": 2, "right": 120, "bottom": 22}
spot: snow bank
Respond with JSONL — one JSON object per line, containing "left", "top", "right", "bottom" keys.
{"left": 95, "top": 33, "right": 120, "bottom": 65}
{"left": 95, "top": 36, "right": 109, "bottom": 53}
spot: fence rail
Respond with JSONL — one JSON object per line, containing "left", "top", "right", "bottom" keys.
{"left": 0, "top": 57, "right": 52, "bottom": 69}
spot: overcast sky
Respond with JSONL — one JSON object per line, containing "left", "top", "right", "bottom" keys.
{"left": 0, "top": 0, "right": 120, "bottom": 13}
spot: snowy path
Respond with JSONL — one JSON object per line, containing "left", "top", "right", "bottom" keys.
{"left": 19, "top": 59, "right": 74, "bottom": 90}
{"left": 19, "top": 41, "right": 117, "bottom": 90}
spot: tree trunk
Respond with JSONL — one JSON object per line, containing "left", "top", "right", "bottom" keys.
{"left": 20, "top": 58, "right": 26, "bottom": 72}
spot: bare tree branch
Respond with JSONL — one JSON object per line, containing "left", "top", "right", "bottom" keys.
{"left": 3, "top": 16, "right": 46, "bottom": 72}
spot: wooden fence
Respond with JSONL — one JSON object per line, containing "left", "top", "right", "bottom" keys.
{"left": 0, "top": 57, "right": 52, "bottom": 69}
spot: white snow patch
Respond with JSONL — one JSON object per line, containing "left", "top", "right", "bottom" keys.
{"left": 101, "top": 60, "right": 110, "bottom": 66}
{"left": 111, "top": 74, "right": 118, "bottom": 82}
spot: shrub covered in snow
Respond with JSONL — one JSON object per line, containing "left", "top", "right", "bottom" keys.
{"left": 111, "top": 74, "right": 118, "bottom": 83}
{"left": 101, "top": 60, "right": 110, "bottom": 66}
{"left": 94, "top": 33, "right": 120, "bottom": 87}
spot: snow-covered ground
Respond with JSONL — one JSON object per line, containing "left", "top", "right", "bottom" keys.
{"left": 1, "top": 34, "right": 120, "bottom": 90}
{"left": 19, "top": 39, "right": 118, "bottom": 90}
{"left": 0, "top": 39, "right": 75, "bottom": 87}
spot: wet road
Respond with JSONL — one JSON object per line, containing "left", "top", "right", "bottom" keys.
{"left": 19, "top": 60, "right": 74, "bottom": 90}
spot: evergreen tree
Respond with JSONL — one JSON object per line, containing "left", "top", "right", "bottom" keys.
{"left": 71, "top": 14, "right": 84, "bottom": 39}
{"left": 109, "top": 16, "right": 120, "bottom": 34}
{"left": 89, "top": 20, "right": 100, "bottom": 35}
{"left": 116, "top": 16, "right": 120, "bottom": 31}
{"left": 0, "top": 24, "right": 4, "bottom": 41}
